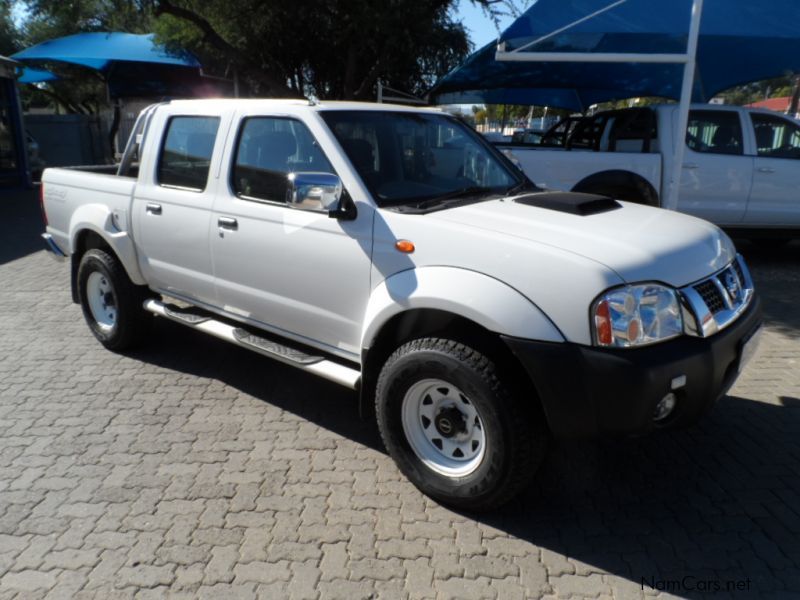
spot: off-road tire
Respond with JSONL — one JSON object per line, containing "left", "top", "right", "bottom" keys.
{"left": 375, "top": 337, "right": 547, "bottom": 511}
{"left": 77, "top": 248, "right": 151, "bottom": 351}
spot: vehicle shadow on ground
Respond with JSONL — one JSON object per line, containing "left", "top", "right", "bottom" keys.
{"left": 133, "top": 317, "right": 799, "bottom": 596}
{"left": 0, "top": 189, "right": 44, "bottom": 265}
{"left": 129, "top": 318, "right": 384, "bottom": 452}
{"left": 480, "top": 392, "right": 800, "bottom": 596}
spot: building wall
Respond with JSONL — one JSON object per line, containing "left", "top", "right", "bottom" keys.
{"left": 25, "top": 114, "right": 111, "bottom": 167}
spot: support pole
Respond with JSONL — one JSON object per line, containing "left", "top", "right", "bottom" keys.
{"left": 663, "top": 0, "right": 704, "bottom": 211}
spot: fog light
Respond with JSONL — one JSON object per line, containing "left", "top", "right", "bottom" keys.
{"left": 654, "top": 392, "right": 677, "bottom": 422}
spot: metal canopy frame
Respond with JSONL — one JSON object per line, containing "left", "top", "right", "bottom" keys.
{"left": 495, "top": 0, "right": 705, "bottom": 211}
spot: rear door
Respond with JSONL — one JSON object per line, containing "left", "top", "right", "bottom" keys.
{"left": 677, "top": 109, "right": 753, "bottom": 224}
{"left": 745, "top": 112, "right": 800, "bottom": 226}
{"left": 132, "top": 111, "right": 226, "bottom": 305}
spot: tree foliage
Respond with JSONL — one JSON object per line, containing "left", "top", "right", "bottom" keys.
{"left": 149, "top": 0, "right": 481, "bottom": 100}
{"left": 0, "top": 1, "right": 20, "bottom": 55}
{"left": 9, "top": 0, "right": 527, "bottom": 107}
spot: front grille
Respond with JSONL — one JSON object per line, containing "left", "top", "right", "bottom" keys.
{"left": 693, "top": 280, "right": 725, "bottom": 314}
{"left": 681, "top": 255, "right": 754, "bottom": 337}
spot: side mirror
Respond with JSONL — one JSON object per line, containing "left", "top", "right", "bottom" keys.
{"left": 287, "top": 172, "right": 355, "bottom": 219}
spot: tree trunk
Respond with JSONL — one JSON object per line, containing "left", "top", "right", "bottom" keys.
{"left": 155, "top": 0, "right": 298, "bottom": 98}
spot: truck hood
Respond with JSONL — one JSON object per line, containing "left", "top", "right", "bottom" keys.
{"left": 427, "top": 193, "right": 735, "bottom": 287}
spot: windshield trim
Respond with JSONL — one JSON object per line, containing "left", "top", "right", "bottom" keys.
{"left": 319, "top": 109, "right": 526, "bottom": 208}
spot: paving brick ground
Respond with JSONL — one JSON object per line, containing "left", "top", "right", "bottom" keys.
{"left": 1, "top": 189, "right": 799, "bottom": 599}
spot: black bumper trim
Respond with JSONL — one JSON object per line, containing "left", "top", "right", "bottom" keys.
{"left": 502, "top": 295, "right": 762, "bottom": 439}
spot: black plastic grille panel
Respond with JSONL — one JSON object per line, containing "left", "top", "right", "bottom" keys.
{"left": 694, "top": 280, "right": 725, "bottom": 314}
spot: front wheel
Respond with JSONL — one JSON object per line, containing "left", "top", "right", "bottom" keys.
{"left": 375, "top": 338, "right": 547, "bottom": 511}
{"left": 77, "top": 248, "right": 150, "bottom": 351}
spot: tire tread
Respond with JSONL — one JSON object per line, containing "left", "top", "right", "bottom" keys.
{"left": 375, "top": 337, "right": 545, "bottom": 511}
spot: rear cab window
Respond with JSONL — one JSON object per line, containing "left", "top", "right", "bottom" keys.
{"left": 605, "top": 109, "right": 657, "bottom": 152}
{"left": 157, "top": 116, "right": 221, "bottom": 191}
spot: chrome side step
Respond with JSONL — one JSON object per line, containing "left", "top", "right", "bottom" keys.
{"left": 232, "top": 329, "right": 321, "bottom": 365}
{"left": 163, "top": 305, "right": 211, "bottom": 324}
{"left": 143, "top": 299, "right": 360, "bottom": 389}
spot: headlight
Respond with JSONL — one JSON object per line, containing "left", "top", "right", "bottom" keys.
{"left": 592, "top": 283, "right": 683, "bottom": 348}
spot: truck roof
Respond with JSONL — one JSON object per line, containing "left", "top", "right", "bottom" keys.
{"left": 165, "top": 98, "right": 445, "bottom": 114}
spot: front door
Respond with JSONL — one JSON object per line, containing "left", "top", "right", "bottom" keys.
{"left": 746, "top": 112, "right": 800, "bottom": 227}
{"left": 677, "top": 109, "right": 753, "bottom": 225}
{"left": 210, "top": 115, "right": 373, "bottom": 358}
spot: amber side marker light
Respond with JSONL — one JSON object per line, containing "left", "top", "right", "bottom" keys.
{"left": 395, "top": 240, "right": 415, "bottom": 253}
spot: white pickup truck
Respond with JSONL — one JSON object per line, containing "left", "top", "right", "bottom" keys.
{"left": 500, "top": 104, "right": 800, "bottom": 240}
{"left": 41, "top": 99, "right": 761, "bottom": 510}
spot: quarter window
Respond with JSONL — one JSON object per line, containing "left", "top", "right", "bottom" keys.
{"left": 232, "top": 117, "right": 333, "bottom": 203}
{"left": 686, "top": 111, "right": 743, "bottom": 155}
{"left": 750, "top": 113, "right": 800, "bottom": 159}
{"left": 157, "top": 116, "right": 220, "bottom": 191}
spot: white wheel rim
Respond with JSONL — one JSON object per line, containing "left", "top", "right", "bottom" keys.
{"left": 401, "top": 378, "right": 487, "bottom": 477}
{"left": 86, "top": 271, "right": 117, "bottom": 332}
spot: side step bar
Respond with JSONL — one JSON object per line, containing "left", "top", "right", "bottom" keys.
{"left": 143, "top": 299, "right": 361, "bottom": 390}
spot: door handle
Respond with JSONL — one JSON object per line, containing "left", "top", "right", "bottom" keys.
{"left": 145, "top": 203, "right": 162, "bottom": 215}
{"left": 757, "top": 167, "right": 775, "bottom": 174}
{"left": 682, "top": 163, "right": 699, "bottom": 170}
{"left": 218, "top": 216, "right": 238, "bottom": 230}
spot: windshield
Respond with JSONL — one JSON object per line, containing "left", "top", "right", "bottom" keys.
{"left": 320, "top": 110, "right": 522, "bottom": 207}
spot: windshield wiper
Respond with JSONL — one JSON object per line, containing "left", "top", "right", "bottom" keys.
{"left": 410, "top": 186, "right": 496, "bottom": 209}
{"left": 505, "top": 179, "right": 538, "bottom": 196}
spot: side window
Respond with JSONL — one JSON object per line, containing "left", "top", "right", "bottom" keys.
{"left": 750, "top": 113, "right": 800, "bottom": 159}
{"left": 157, "top": 116, "right": 220, "bottom": 191}
{"left": 232, "top": 117, "right": 334, "bottom": 203}
{"left": 686, "top": 111, "right": 743, "bottom": 155}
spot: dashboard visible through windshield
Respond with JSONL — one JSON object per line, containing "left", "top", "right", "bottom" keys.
{"left": 320, "top": 110, "right": 522, "bottom": 208}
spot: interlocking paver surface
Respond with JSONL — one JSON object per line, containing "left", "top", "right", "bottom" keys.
{"left": 1, "top": 189, "right": 799, "bottom": 599}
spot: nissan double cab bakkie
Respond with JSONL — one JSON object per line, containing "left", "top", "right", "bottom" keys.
{"left": 41, "top": 99, "right": 762, "bottom": 510}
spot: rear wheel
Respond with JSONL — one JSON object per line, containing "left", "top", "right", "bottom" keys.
{"left": 77, "top": 249, "right": 151, "bottom": 350}
{"left": 375, "top": 338, "right": 546, "bottom": 511}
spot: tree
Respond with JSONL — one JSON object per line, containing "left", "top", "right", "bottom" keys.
{"left": 149, "top": 0, "right": 523, "bottom": 100}
{"left": 0, "top": 1, "right": 20, "bottom": 55}
{"left": 12, "top": 0, "right": 529, "bottom": 108}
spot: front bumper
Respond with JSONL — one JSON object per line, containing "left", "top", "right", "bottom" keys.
{"left": 503, "top": 295, "right": 762, "bottom": 439}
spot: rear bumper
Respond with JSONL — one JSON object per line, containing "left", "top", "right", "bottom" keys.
{"left": 503, "top": 295, "right": 762, "bottom": 439}
{"left": 42, "top": 233, "right": 68, "bottom": 262}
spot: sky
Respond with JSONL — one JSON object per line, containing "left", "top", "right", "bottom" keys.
{"left": 456, "top": 0, "right": 519, "bottom": 50}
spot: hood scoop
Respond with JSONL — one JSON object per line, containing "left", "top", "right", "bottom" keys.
{"left": 514, "top": 192, "right": 621, "bottom": 216}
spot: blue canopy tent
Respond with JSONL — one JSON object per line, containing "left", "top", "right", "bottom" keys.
{"left": 429, "top": 0, "right": 800, "bottom": 209}
{"left": 11, "top": 32, "right": 204, "bottom": 99}
{"left": 18, "top": 67, "right": 59, "bottom": 85}
{"left": 11, "top": 32, "right": 220, "bottom": 156}
{"left": 430, "top": 0, "right": 800, "bottom": 110}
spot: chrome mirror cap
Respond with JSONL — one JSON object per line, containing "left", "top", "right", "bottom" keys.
{"left": 287, "top": 172, "right": 343, "bottom": 212}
